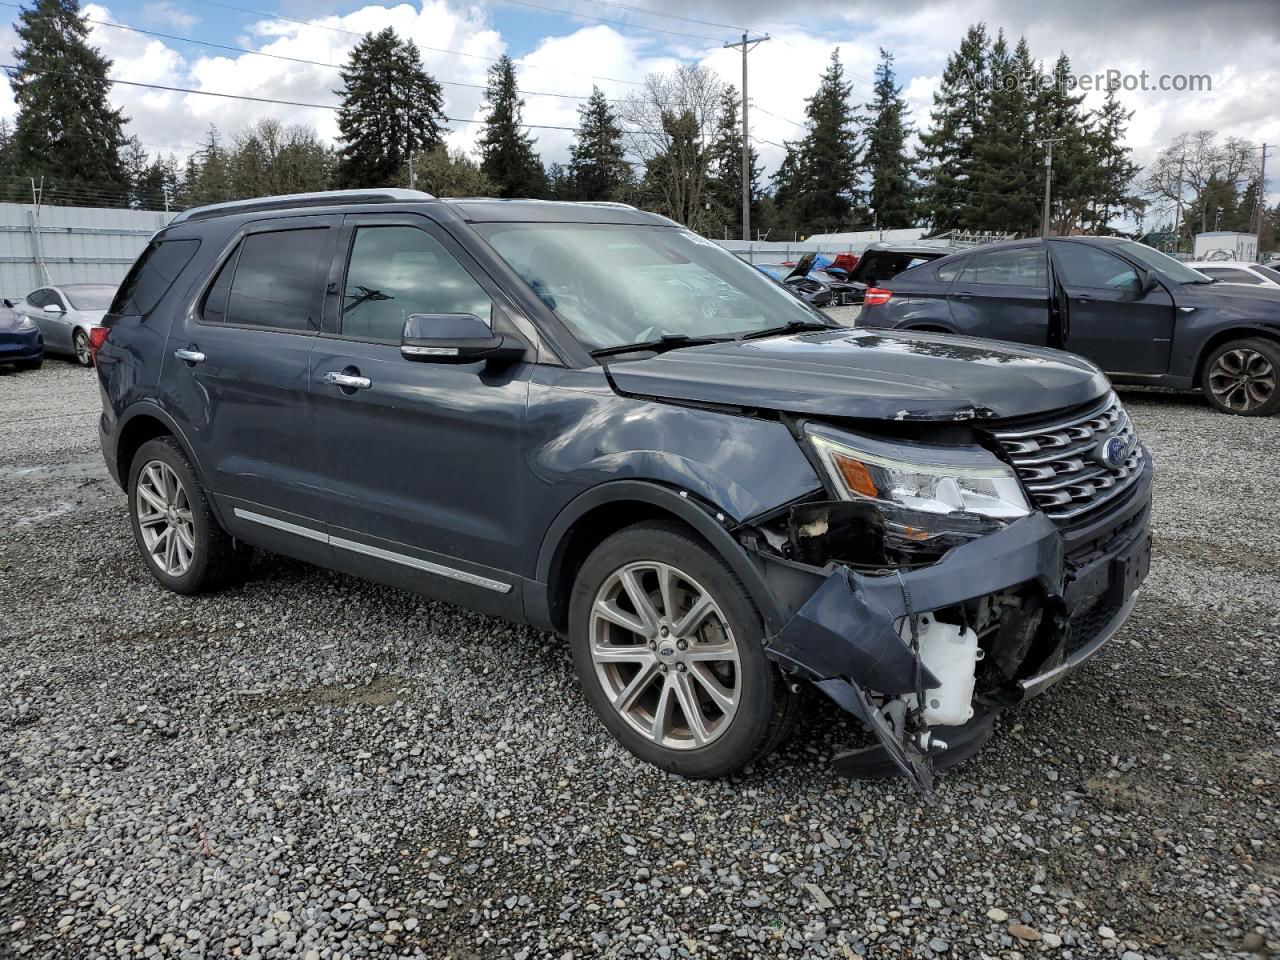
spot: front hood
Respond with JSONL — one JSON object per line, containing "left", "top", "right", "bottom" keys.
{"left": 1180, "top": 283, "right": 1280, "bottom": 310}
{"left": 607, "top": 328, "right": 1111, "bottom": 422}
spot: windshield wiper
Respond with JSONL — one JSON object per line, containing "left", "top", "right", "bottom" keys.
{"left": 739, "top": 319, "right": 837, "bottom": 340}
{"left": 590, "top": 334, "right": 730, "bottom": 359}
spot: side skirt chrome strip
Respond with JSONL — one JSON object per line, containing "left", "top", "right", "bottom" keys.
{"left": 232, "top": 508, "right": 512, "bottom": 595}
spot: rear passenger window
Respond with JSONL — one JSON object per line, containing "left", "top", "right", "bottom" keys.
{"left": 340, "top": 226, "right": 493, "bottom": 343}
{"left": 958, "top": 248, "right": 1046, "bottom": 287}
{"left": 111, "top": 239, "right": 200, "bottom": 316}
{"left": 201, "top": 228, "right": 329, "bottom": 331}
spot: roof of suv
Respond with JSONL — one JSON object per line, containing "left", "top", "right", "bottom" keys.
{"left": 169, "top": 189, "right": 678, "bottom": 228}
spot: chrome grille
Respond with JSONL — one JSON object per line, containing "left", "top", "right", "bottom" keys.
{"left": 992, "top": 392, "right": 1144, "bottom": 523}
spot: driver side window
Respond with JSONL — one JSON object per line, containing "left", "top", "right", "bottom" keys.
{"left": 1053, "top": 243, "right": 1139, "bottom": 290}
{"left": 341, "top": 226, "right": 493, "bottom": 343}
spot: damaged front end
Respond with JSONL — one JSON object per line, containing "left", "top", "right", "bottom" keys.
{"left": 739, "top": 401, "right": 1153, "bottom": 796}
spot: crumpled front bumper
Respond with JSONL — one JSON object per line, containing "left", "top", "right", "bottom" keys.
{"left": 764, "top": 452, "right": 1153, "bottom": 795}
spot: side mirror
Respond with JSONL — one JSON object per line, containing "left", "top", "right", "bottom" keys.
{"left": 44, "top": 303, "right": 65, "bottom": 314}
{"left": 1, "top": 298, "right": 13, "bottom": 308}
{"left": 401, "top": 313, "right": 525, "bottom": 365}
{"left": 1139, "top": 269, "right": 1159, "bottom": 294}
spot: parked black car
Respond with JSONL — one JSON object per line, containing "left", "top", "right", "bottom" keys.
{"left": 858, "top": 235, "right": 1280, "bottom": 416}
{"left": 842, "top": 242, "right": 957, "bottom": 305}
{"left": 95, "top": 191, "right": 1152, "bottom": 794}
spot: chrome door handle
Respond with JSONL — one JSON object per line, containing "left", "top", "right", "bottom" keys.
{"left": 322, "top": 371, "right": 372, "bottom": 390}
{"left": 174, "top": 348, "right": 205, "bottom": 363}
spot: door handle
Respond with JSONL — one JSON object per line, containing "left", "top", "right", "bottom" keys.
{"left": 955, "top": 291, "right": 974, "bottom": 300}
{"left": 1075, "top": 294, "right": 1095, "bottom": 303}
{"left": 173, "top": 348, "right": 205, "bottom": 364}
{"left": 322, "top": 371, "right": 372, "bottom": 390}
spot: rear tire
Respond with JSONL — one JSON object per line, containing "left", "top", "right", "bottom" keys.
{"left": 568, "top": 521, "right": 795, "bottom": 778}
{"left": 127, "top": 436, "right": 253, "bottom": 594}
{"left": 1201, "top": 338, "right": 1280, "bottom": 416}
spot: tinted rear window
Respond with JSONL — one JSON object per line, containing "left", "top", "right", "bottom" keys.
{"left": 202, "top": 228, "right": 328, "bottom": 332}
{"left": 110, "top": 239, "right": 200, "bottom": 316}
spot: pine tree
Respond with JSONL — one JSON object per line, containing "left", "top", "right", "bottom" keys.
{"left": 8, "top": 0, "right": 129, "bottom": 204}
{"left": 567, "top": 86, "right": 630, "bottom": 202}
{"left": 918, "top": 23, "right": 990, "bottom": 230}
{"left": 705, "top": 87, "right": 761, "bottom": 238}
{"left": 863, "top": 48, "right": 915, "bottom": 229}
{"left": 190, "top": 126, "right": 231, "bottom": 206}
{"left": 968, "top": 33, "right": 1039, "bottom": 234}
{"left": 771, "top": 49, "right": 863, "bottom": 235}
{"left": 1033, "top": 53, "right": 1092, "bottom": 234}
{"left": 479, "top": 55, "right": 547, "bottom": 198}
{"left": 335, "top": 27, "right": 446, "bottom": 189}
{"left": 1079, "top": 85, "right": 1139, "bottom": 232}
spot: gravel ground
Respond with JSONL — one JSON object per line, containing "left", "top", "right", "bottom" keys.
{"left": 1, "top": 360, "right": 1277, "bottom": 960}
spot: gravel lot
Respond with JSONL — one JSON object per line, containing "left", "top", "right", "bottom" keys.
{"left": 1, "top": 360, "right": 1277, "bottom": 960}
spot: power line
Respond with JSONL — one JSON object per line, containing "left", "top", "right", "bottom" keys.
{"left": 185, "top": 0, "right": 643, "bottom": 85}
{"left": 497, "top": 0, "right": 726, "bottom": 43}
{"left": 0, "top": 1, "right": 615, "bottom": 104}
{"left": 575, "top": 0, "right": 745, "bottom": 31}
{"left": 0, "top": 64, "right": 592, "bottom": 131}
{"left": 751, "top": 104, "right": 805, "bottom": 128}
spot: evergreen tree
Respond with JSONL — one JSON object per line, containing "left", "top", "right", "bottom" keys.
{"left": 918, "top": 23, "right": 990, "bottom": 230}
{"left": 567, "top": 87, "right": 630, "bottom": 201}
{"left": 403, "top": 146, "right": 493, "bottom": 196}
{"left": 863, "top": 48, "right": 915, "bottom": 229}
{"left": 479, "top": 55, "right": 547, "bottom": 198}
{"left": 189, "top": 126, "right": 231, "bottom": 206}
{"left": 335, "top": 27, "right": 446, "bottom": 188}
{"left": 1033, "top": 53, "right": 1093, "bottom": 234}
{"left": 1079, "top": 85, "right": 1139, "bottom": 231}
{"left": 771, "top": 49, "right": 863, "bottom": 235}
{"left": 968, "top": 33, "right": 1039, "bottom": 234}
{"left": 8, "top": 0, "right": 129, "bottom": 204}
{"left": 705, "top": 87, "right": 761, "bottom": 238}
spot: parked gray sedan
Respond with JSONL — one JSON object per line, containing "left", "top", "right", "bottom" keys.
{"left": 8, "top": 283, "right": 117, "bottom": 366}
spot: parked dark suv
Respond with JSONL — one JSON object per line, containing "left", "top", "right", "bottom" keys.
{"left": 96, "top": 191, "right": 1153, "bottom": 794}
{"left": 858, "top": 235, "right": 1280, "bottom": 416}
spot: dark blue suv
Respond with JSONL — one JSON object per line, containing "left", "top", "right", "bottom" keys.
{"left": 96, "top": 191, "right": 1153, "bottom": 793}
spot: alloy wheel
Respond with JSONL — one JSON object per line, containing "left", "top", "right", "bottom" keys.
{"left": 74, "top": 330, "right": 90, "bottom": 366}
{"left": 135, "top": 460, "right": 196, "bottom": 577}
{"left": 589, "top": 560, "right": 741, "bottom": 750}
{"left": 1208, "top": 348, "right": 1276, "bottom": 412}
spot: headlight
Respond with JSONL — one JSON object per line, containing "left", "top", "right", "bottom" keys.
{"left": 16, "top": 315, "right": 35, "bottom": 331}
{"left": 807, "top": 426, "right": 1030, "bottom": 520}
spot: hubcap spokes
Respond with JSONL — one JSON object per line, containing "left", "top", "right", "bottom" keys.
{"left": 75, "top": 333, "right": 89, "bottom": 364}
{"left": 1210, "top": 349, "right": 1275, "bottom": 412}
{"left": 589, "top": 561, "right": 740, "bottom": 750}
{"left": 135, "top": 460, "right": 195, "bottom": 577}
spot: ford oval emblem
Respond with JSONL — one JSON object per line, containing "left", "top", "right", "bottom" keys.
{"left": 1098, "top": 434, "right": 1129, "bottom": 469}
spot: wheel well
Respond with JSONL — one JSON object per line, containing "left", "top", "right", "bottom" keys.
{"left": 545, "top": 501, "right": 698, "bottom": 636}
{"left": 116, "top": 415, "right": 172, "bottom": 489}
{"left": 1193, "top": 329, "right": 1280, "bottom": 387}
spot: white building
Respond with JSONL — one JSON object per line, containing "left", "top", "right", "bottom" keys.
{"left": 1192, "top": 231, "right": 1259, "bottom": 262}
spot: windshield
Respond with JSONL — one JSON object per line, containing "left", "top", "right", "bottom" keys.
{"left": 64, "top": 285, "right": 118, "bottom": 310}
{"left": 1114, "top": 240, "right": 1210, "bottom": 284}
{"left": 1255, "top": 265, "right": 1280, "bottom": 284}
{"left": 476, "top": 223, "right": 825, "bottom": 351}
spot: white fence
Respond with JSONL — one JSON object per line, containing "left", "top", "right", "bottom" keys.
{"left": 0, "top": 203, "right": 175, "bottom": 299}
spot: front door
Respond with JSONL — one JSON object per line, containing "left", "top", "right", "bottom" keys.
{"left": 1048, "top": 241, "right": 1175, "bottom": 375}
{"left": 163, "top": 215, "right": 339, "bottom": 536}
{"left": 945, "top": 245, "right": 1050, "bottom": 345}
{"left": 308, "top": 213, "right": 532, "bottom": 615}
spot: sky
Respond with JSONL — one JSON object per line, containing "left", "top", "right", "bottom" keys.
{"left": 0, "top": 0, "right": 1277, "bottom": 221}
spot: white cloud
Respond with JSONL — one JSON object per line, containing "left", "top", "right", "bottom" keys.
{"left": 140, "top": 1, "right": 198, "bottom": 30}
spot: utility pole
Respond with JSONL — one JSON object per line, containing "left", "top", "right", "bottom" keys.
{"left": 1036, "top": 138, "right": 1064, "bottom": 237}
{"left": 1255, "top": 142, "right": 1270, "bottom": 240}
{"left": 724, "top": 31, "right": 770, "bottom": 242}
{"left": 1172, "top": 151, "right": 1186, "bottom": 253}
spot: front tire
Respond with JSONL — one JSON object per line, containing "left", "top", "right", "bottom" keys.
{"left": 1201, "top": 338, "right": 1280, "bottom": 416}
{"left": 568, "top": 521, "right": 793, "bottom": 778}
{"left": 73, "top": 329, "right": 92, "bottom": 367}
{"left": 127, "top": 437, "right": 253, "bottom": 594}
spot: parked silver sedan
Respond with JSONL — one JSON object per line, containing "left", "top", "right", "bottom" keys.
{"left": 8, "top": 283, "right": 117, "bottom": 366}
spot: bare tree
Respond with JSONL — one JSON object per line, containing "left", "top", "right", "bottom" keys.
{"left": 1144, "top": 130, "right": 1261, "bottom": 239}
{"left": 620, "top": 65, "right": 725, "bottom": 231}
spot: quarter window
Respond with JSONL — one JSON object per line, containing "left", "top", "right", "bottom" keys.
{"left": 957, "top": 248, "right": 1046, "bottom": 287}
{"left": 936, "top": 260, "right": 965, "bottom": 282}
{"left": 202, "top": 228, "right": 329, "bottom": 331}
{"left": 1052, "top": 243, "right": 1139, "bottom": 290}
{"left": 340, "top": 226, "right": 493, "bottom": 343}
{"left": 111, "top": 239, "right": 200, "bottom": 316}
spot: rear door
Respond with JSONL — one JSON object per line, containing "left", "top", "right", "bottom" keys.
{"left": 163, "top": 215, "right": 339, "bottom": 544}
{"left": 1048, "top": 240, "right": 1175, "bottom": 375}
{"left": 945, "top": 245, "right": 1050, "bottom": 344}
{"left": 306, "top": 212, "right": 532, "bottom": 615}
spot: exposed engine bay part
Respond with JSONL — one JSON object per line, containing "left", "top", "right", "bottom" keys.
{"left": 902, "top": 614, "right": 981, "bottom": 726}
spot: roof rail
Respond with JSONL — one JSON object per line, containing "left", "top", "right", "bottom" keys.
{"left": 169, "top": 188, "right": 436, "bottom": 224}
